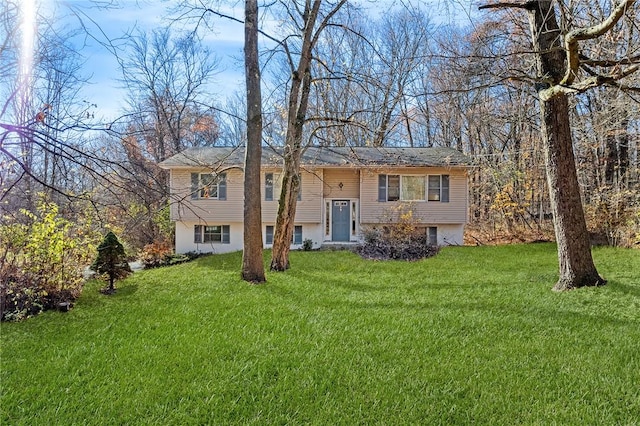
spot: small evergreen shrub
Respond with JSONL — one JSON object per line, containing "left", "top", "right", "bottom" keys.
{"left": 91, "top": 232, "right": 132, "bottom": 294}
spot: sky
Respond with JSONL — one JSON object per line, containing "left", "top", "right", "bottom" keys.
{"left": 40, "top": 0, "right": 476, "bottom": 122}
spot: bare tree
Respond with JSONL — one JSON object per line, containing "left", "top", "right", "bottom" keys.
{"left": 480, "top": 0, "right": 639, "bottom": 290}
{"left": 110, "top": 27, "right": 221, "bottom": 247}
{"left": 269, "top": 0, "right": 347, "bottom": 271}
{"left": 1, "top": 1, "right": 98, "bottom": 212}
{"left": 242, "top": 0, "right": 266, "bottom": 283}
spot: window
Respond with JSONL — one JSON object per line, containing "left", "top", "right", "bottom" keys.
{"left": 265, "top": 173, "right": 274, "bottom": 201}
{"left": 265, "top": 225, "right": 302, "bottom": 245}
{"left": 191, "top": 172, "right": 226, "bottom": 200}
{"left": 427, "top": 226, "right": 438, "bottom": 246}
{"left": 402, "top": 176, "right": 426, "bottom": 201}
{"left": 428, "top": 175, "right": 449, "bottom": 202}
{"left": 294, "top": 225, "right": 303, "bottom": 245}
{"left": 194, "top": 225, "right": 230, "bottom": 244}
{"left": 265, "top": 225, "right": 274, "bottom": 244}
{"left": 378, "top": 174, "right": 428, "bottom": 202}
{"left": 264, "top": 173, "right": 301, "bottom": 201}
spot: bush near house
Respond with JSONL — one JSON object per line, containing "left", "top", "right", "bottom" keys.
{"left": 357, "top": 227, "right": 439, "bottom": 261}
{"left": 358, "top": 203, "right": 439, "bottom": 261}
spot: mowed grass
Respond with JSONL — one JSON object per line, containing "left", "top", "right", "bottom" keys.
{"left": 1, "top": 244, "right": 639, "bottom": 425}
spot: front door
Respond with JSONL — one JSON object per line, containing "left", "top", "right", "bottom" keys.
{"left": 332, "top": 200, "right": 350, "bottom": 242}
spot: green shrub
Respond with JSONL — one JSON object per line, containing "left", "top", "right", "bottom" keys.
{"left": 302, "top": 238, "right": 313, "bottom": 251}
{"left": 91, "top": 232, "right": 132, "bottom": 294}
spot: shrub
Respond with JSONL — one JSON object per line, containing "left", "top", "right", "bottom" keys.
{"left": 140, "top": 243, "right": 203, "bottom": 269}
{"left": 355, "top": 203, "right": 439, "bottom": 261}
{"left": 139, "top": 240, "right": 173, "bottom": 269}
{"left": 91, "top": 232, "right": 132, "bottom": 294}
{"left": 302, "top": 238, "right": 314, "bottom": 251}
{"left": 0, "top": 197, "right": 97, "bottom": 321}
{"left": 357, "top": 227, "right": 439, "bottom": 261}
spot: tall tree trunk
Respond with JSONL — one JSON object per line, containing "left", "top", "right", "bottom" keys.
{"left": 527, "top": 0, "right": 605, "bottom": 290}
{"left": 242, "top": 0, "right": 266, "bottom": 283}
{"left": 269, "top": 0, "right": 323, "bottom": 272}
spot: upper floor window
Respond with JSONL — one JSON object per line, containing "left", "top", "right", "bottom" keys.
{"left": 191, "top": 172, "right": 226, "bottom": 200}
{"left": 265, "top": 173, "right": 274, "bottom": 201}
{"left": 265, "top": 172, "right": 302, "bottom": 201}
{"left": 378, "top": 174, "right": 448, "bottom": 203}
{"left": 428, "top": 175, "right": 449, "bottom": 202}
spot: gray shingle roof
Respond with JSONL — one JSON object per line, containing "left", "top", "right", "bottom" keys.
{"left": 158, "top": 146, "right": 471, "bottom": 169}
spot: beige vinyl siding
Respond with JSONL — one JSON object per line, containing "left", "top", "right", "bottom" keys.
{"left": 322, "top": 169, "right": 360, "bottom": 199}
{"left": 360, "top": 167, "right": 468, "bottom": 224}
{"left": 169, "top": 168, "right": 244, "bottom": 222}
{"left": 260, "top": 168, "right": 324, "bottom": 223}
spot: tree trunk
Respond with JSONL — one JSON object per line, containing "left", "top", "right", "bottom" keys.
{"left": 241, "top": 0, "right": 266, "bottom": 283}
{"left": 270, "top": 152, "right": 301, "bottom": 271}
{"left": 269, "top": 0, "right": 323, "bottom": 272}
{"left": 527, "top": 0, "right": 605, "bottom": 291}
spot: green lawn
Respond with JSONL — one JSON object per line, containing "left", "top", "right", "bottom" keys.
{"left": 2, "top": 244, "right": 639, "bottom": 425}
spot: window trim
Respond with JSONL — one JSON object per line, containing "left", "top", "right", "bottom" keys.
{"left": 191, "top": 172, "right": 227, "bottom": 200}
{"left": 194, "top": 224, "right": 230, "bottom": 244}
{"left": 379, "top": 174, "right": 427, "bottom": 202}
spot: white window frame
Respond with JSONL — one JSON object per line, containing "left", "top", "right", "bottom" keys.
{"left": 194, "top": 225, "right": 230, "bottom": 244}
{"left": 199, "top": 173, "right": 221, "bottom": 199}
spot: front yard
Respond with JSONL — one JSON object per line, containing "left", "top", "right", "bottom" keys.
{"left": 2, "top": 244, "right": 639, "bottom": 424}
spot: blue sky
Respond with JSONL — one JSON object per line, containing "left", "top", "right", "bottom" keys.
{"left": 49, "top": 1, "right": 474, "bottom": 122}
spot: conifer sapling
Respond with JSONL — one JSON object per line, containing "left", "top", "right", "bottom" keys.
{"left": 91, "top": 232, "right": 132, "bottom": 294}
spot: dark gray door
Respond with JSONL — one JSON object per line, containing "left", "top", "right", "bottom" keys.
{"left": 332, "top": 200, "right": 350, "bottom": 242}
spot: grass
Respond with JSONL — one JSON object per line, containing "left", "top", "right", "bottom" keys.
{"left": 1, "top": 243, "right": 639, "bottom": 425}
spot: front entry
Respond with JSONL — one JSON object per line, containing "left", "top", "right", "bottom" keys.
{"left": 332, "top": 200, "right": 350, "bottom": 242}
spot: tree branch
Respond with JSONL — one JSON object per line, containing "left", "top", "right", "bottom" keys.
{"left": 562, "top": 0, "right": 637, "bottom": 85}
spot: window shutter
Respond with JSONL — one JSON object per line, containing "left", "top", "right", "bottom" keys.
{"left": 222, "top": 225, "right": 230, "bottom": 243}
{"left": 378, "top": 175, "right": 387, "bottom": 202}
{"left": 441, "top": 175, "right": 450, "bottom": 203}
{"left": 218, "top": 173, "right": 227, "bottom": 200}
{"left": 297, "top": 174, "right": 302, "bottom": 201}
{"left": 194, "top": 225, "right": 202, "bottom": 243}
{"left": 191, "top": 173, "right": 199, "bottom": 199}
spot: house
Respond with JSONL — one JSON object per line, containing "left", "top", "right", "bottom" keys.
{"left": 158, "top": 146, "right": 471, "bottom": 254}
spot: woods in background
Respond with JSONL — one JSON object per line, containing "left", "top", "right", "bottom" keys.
{"left": 1, "top": 0, "right": 638, "bottom": 258}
